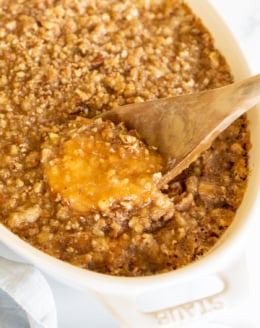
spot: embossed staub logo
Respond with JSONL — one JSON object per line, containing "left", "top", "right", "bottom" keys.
{"left": 152, "top": 295, "right": 224, "bottom": 326}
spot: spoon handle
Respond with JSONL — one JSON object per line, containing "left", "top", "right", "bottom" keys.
{"left": 207, "top": 73, "right": 260, "bottom": 131}
{"left": 159, "top": 74, "right": 260, "bottom": 185}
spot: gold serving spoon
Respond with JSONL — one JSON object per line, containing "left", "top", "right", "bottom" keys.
{"left": 100, "top": 74, "right": 260, "bottom": 187}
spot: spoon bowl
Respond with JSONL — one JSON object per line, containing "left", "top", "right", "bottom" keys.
{"left": 100, "top": 74, "right": 260, "bottom": 186}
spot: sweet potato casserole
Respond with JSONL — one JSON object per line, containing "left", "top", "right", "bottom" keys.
{"left": 0, "top": 0, "right": 250, "bottom": 276}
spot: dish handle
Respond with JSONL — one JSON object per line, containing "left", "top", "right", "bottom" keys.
{"left": 93, "top": 256, "right": 248, "bottom": 327}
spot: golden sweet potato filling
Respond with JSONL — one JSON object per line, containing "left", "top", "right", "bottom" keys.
{"left": 42, "top": 117, "right": 163, "bottom": 214}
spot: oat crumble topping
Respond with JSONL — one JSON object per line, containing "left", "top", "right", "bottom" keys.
{"left": 0, "top": 0, "right": 250, "bottom": 276}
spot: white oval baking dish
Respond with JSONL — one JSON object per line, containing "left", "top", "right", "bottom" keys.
{"left": 1, "top": 0, "right": 259, "bottom": 327}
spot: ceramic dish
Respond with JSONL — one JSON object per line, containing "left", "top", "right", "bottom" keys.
{"left": 1, "top": 0, "right": 260, "bottom": 327}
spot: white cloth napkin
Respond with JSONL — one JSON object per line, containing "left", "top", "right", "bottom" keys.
{"left": 0, "top": 256, "right": 57, "bottom": 328}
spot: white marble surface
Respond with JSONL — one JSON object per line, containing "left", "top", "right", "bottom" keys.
{"left": 210, "top": 0, "right": 260, "bottom": 74}
{"left": 1, "top": 1, "right": 260, "bottom": 327}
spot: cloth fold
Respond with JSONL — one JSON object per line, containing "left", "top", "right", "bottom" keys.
{"left": 0, "top": 256, "right": 57, "bottom": 328}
